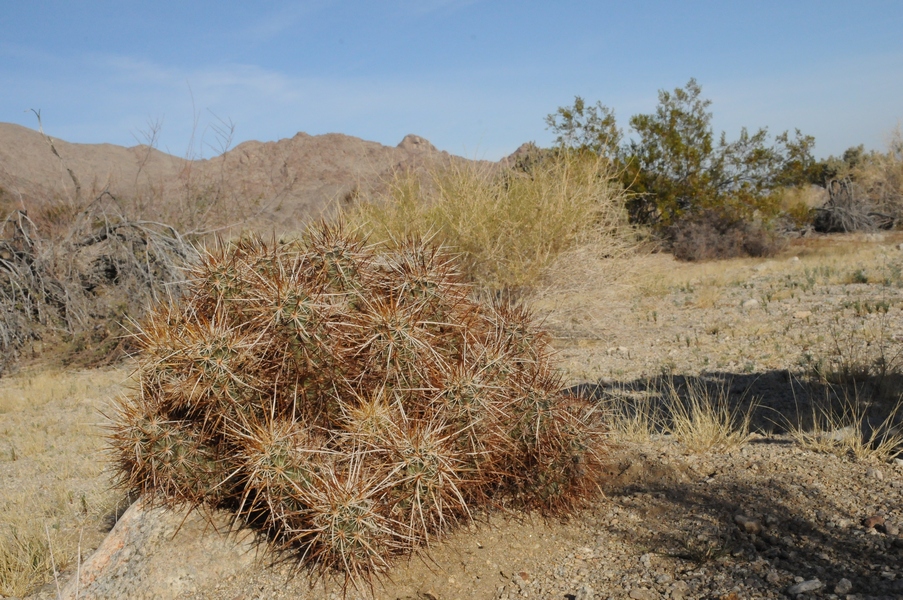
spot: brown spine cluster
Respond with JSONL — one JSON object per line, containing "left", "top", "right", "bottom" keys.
{"left": 108, "top": 222, "right": 608, "bottom": 583}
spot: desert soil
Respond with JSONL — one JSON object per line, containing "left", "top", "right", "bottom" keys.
{"left": 9, "top": 232, "right": 903, "bottom": 600}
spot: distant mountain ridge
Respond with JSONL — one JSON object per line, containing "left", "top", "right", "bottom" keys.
{"left": 0, "top": 123, "right": 472, "bottom": 233}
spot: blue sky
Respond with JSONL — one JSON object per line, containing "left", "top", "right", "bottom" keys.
{"left": 2, "top": 1, "right": 902, "bottom": 160}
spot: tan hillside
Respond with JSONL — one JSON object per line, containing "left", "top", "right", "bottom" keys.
{"left": 0, "top": 123, "right": 456, "bottom": 233}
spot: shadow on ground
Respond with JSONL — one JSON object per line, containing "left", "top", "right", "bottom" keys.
{"left": 598, "top": 442, "right": 903, "bottom": 597}
{"left": 568, "top": 368, "right": 903, "bottom": 438}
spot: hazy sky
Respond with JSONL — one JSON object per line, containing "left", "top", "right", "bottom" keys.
{"left": 2, "top": 1, "right": 902, "bottom": 160}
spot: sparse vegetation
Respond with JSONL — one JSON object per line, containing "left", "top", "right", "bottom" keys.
{"left": 4, "top": 112, "right": 903, "bottom": 596}
{"left": 598, "top": 377, "right": 756, "bottom": 452}
{"left": 0, "top": 368, "right": 127, "bottom": 597}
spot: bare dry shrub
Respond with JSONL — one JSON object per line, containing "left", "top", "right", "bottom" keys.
{"left": 816, "top": 128, "right": 903, "bottom": 232}
{"left": 670, "top": 210, "right": 786, "bottom": 262}
{"left": 0, "top": 194, "right": 196, "bottom": 374}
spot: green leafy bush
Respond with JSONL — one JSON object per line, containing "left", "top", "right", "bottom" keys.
{"left": 548, "top": 79, "right": 818, "bottom": 237}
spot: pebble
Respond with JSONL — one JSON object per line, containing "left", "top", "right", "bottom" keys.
{"left": 734, "top": 514, "right": 762, "bottom": 535}
{"left": 742, "top": 298, "right": 759, "bottom": 308}
{"left": 866, "top": 467, "right": 884, "bottom": 481}
{"left": 575, "top": 584, "right": 594, "bottom": 600}
{"left": 787, "top": 578, "right": 823, "bottom": 594}
{"left": 863, "top": 515, "right": 885, "bottom": 529}
{"left": 628, "top": 588, "right": 657, "bottom": 600}
{"left": 834, "top": 578, "right": 853, "bottom": 594}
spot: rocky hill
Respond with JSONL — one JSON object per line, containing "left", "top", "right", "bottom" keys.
{"left": 0, "top": 122, "right": 457, "bottom": 233}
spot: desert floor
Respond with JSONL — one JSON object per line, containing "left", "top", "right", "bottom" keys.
{"left": 3, "top": 232, "right": 903, "bottom": 600}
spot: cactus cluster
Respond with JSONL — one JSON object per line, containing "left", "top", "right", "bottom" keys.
{"left": 108, "top": 223, "right": 608, "bottom": 582}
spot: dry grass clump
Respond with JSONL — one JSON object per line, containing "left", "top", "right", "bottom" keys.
{"left": 661, "top": 379, "right": 756, "bottom": 452}
{"left": 107, "top": 223, "right": 608, "bottom": 587}
{"left": 789, "top": 385, "right": 903, "bottom": 463}
{"left": 344, "top": 152, "right": 633, "bottom": 294}
{"left": 598, "top": 378, "right": 755, "bottom": 452}
{"left": 669, "top": 210, "right": 786, "bottom": 262}
{"left": 0, "top": 368, "right": 127, "bottom": 597}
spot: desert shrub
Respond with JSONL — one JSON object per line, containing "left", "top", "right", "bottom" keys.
{"left": 547, "top": 80, "right": 818, "bottom": 233}
{"left": 669, "top": 210, "right": 786, "bottom": 261}
{"left": 107, "top": 223, "right": 608, "bottom": 585}
{"left": 811, "top": 129, "right": 903, "bottom": 232}
{"left": 0, "top": 197, "right": 194, "bottom": 374}
{"left": 344, "top": 152, "right": 633, "bottom": 294}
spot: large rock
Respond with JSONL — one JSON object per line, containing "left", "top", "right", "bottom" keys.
{"left": 57, "top": 498, "right": 261, "bottom": 600}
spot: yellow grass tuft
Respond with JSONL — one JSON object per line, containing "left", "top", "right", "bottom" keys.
{"left": 344, "top": 152, "right": 635, "bottom": 293}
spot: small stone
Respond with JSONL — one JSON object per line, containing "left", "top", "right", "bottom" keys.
{"left": 655, "top": 574, "right": 672, "bottom": 584}
{"left": 766, "top": 571, "right": 782, "bottom": 584}
{"left": 787, "top": 579, "right": 823, "bottom": 594}
{"left": 628, "top": 588, "right": 657, "bottom": 600}
{"left": 790, "top": 256, "right": 800, "bottom": 262}
{"left": 793, "top": 311, "right": 812, "bottom": 319}
{"left": 742, "top": 298, "right": 759, "bottom": 309}
{"left": 863, "top": 515, "right": 885, "bottom": 529}
{"left": 834, "top": 578, "right": 853, "bottom": 594}
{"left": 575, "top": 584, "right": 594, "bottom": 600}
{"left": 866, "top": 467, "right": 884, "bottom": 480}
{"left": 734, "top": 514, "right": 762, "bottom": 535}
{"left": 883, "top": 522, "right": 900, "bottom": 536}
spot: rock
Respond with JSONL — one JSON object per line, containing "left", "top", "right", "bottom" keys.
{"left": 58, "top": 498, "right": 261, "bottom": 600}
{"left": 669, "top": 581, "right": 689, "bottom": 600}
{"left": 628, "top": 588, "right": 657, "bottom": 600}
{"left": 833, "top": 578, "right": 853, "bottom": 594}
{"left": 734, "top": 514, "right": 762, "bottom": 535}
{"left": 882, "top": 522, "right": 900, "bottom": 536}
{"left": 575, "top": 583, "right": 594, "bottom": 600}
{"left": 766, "top": 570, "right": 782, "bottom": 584}
{"left": 863, "top": 515, "right": 885, "bottom": 529}
{"left": 397, "top": 134, "right": 437, "bottom": 152}
{"left": 865, "top": 467, "right": 884, "bottom": 480}
{"left": 787, "top": 578, "right": 823, "bottom": 594}
{"left": 742, "top": 298, "right": 759, "bottom": 309}
{"left": 793, "top": 311, "right": 812, "bottom": 319}
{"left": 790, "top": 256, "right": 800, "bottom": 262}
